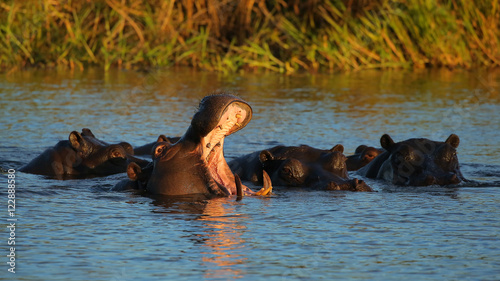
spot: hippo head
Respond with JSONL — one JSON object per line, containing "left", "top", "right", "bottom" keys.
{"left": 259, "top": 155, "right": 309, "bottom": 186}
{"left": 319, "top": 144, "right": 349, "bottom": 178}
{"left": 259, "top": 144, "right": 372, "bottom": 192}
{"left": 378, "top": 134, "right": 464, "bottom": 186}
{"left": 147, "top": 93, "right": 253, "bottom": 196}
{"left": 346, "top": 145, "right": 384, "bottom": 171}
{"left": 68, "top": 129, "right": 136, "bottom": 176}
{"left": 188, "top": 94, "right": 252, "bottom": 165}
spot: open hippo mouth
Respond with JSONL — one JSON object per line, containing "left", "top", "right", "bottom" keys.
{"left": 193, "top": 95, "right": 252, "bottom": 194}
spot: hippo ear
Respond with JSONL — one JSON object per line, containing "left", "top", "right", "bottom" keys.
{"left": 259, "top": 150, "right": 274, "bottom": 163}
{"left": 380, "top": 134, "right": 395, "bottom": 151}
{"left": 81, "top": 128, "right": 95, "bottom": 138}
{"left": 157, "top": 134, "right": 170, "bottom": 143}
{"left": 127, "top": 162, "right": 142, "bottom": 181}
{"left": 445, "top": 134, "right": 460, "bottom": 148}
{"left": 330, "top": 144, "right": 344, "bottom": 153}
{"left": 69, "top": 131, "right": 85, "bottom": 151}
{"left": 355, "top": 145, "right": 367, "bottom": 154}
{"left": 119, "top": 142, "right": 134, "bottom": 155}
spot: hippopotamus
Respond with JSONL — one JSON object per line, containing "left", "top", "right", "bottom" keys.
{"left": 145, "top": 93, "right": 272, "bottom": 197}
{"left": 229, "top": 144, "right": 373, "bottom": 192}
{"left": 133, "top": 135, "right": 181, "bottom": 156}
{"left": 20, "top": 128, "right": 148, "bottom": 179}
{"left": 346, "top": 145, "right": 384, "bottom": 171}
{"left": 357, "top": 134, "right": 466, "bottom": 186}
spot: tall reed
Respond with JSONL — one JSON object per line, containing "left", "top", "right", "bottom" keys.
{"left": 1, "top": 0, "right": 498, "bottom": 73}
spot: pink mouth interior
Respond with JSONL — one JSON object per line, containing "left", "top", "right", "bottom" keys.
{"left": 201, "top": 103, "right": 248, "bottom": 195}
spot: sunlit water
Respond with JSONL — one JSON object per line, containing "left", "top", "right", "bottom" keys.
{"left": 1, "top": 68, "right": 499, "bottom": 280}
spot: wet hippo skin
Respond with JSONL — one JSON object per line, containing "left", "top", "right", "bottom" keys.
{"left": 230, "top": 144, "right": 373, "bottom": 192}
{"left": 145, "top": 93, "right": 272, "bottom": 197}
{"left": 357, "top": 134, "right": 466, "bottom": 186}
{"left": 20, "top": 128, "right": 148, "bottom": 179}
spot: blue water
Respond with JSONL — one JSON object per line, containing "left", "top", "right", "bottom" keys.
{"left": 1, "top": 68, "right": 499, "bottom": 280}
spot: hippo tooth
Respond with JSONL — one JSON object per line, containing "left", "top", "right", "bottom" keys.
{"left": 236, "top": 114, "right": 242, "bottom": 119}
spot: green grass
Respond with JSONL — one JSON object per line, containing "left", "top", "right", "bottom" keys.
{"left": 0, "top": 0, "right": 499, "bottom": 73}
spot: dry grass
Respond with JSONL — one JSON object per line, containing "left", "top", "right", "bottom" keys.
{"left": 1, "top": 0, "right": 498, "bottom": 73}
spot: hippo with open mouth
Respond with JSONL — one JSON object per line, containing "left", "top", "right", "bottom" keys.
{"left": 146, "top": 93, "right": 272, "bottom": 197}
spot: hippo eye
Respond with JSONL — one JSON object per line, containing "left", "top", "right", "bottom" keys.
{"left": 282, "top": 167, "right": 292, "bottom": 176}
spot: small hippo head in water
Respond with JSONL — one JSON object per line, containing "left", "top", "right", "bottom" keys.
{"left": 20, "top": 128, "right": 146, "bottom": 179}
{"left": 346, "top": 145, "right": 384, "bottom": 171}
{"left": 146, "top": 93, "right": 271, "bottom": 197}
{"left": 359, "top": 134, "right": 465, "bottom": 186}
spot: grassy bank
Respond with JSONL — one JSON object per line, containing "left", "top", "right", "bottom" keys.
{"left": 1, "top": 0, "right": 499, "bottom": 73}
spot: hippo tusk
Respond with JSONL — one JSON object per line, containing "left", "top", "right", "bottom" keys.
{"left": 254, "top": 170, "right": 273, "bottom": 196}
{"left": 235, "top": 174, "right": 243, "bottom": 201}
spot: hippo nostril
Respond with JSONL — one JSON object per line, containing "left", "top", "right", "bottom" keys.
{"left": 327, "top": 182, "right": 341, "bottom": 190}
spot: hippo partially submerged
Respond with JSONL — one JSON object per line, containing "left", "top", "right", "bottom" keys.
{"left": 346, "top": 145, "right": 384, "bottom": 171}
{"left": 145, "top": 93, "right": 272, "bottom": 197}
{"left": 20, "top": 128, "right": 147, "bottom": 179}
{"left": 230, "top": 144, "right": 373, "bottom": 192}
{"left": 133, "top": 135, "right": 181, "bottom": 156}
{"left": 358, "top": 134, "right": 466, "bottom": 186}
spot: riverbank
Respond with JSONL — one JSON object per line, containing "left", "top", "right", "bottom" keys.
{"left": 1, "top": 0, "right": 499, "bottom": 73}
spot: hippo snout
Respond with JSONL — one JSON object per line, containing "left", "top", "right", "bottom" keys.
{"left": 325, "top": 178, "right": 373, "bottom": 192}
{"left": 418, "top": 173, "right": 461, "bottom": 186}
{"left": 353, "top": 178, "right": 374, "bottom": 192}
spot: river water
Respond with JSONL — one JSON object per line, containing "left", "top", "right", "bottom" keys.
{"left": 1, "top": 68, "right": 499, "bottom": 280}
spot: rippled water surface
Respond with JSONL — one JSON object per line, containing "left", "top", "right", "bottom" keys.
{"left": 1, "top": 68, "right": 500, "bottom": 280}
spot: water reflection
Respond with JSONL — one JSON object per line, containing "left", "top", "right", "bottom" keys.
{"left": 198, "top": 199, "right": 247, "bottom": 279}
{"left": 149, "top": 195, "right": 248, "bottom": 279}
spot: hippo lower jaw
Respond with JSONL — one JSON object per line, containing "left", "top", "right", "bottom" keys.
{"left": 201, "top": 102, "right": 249, "bottom": 195}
